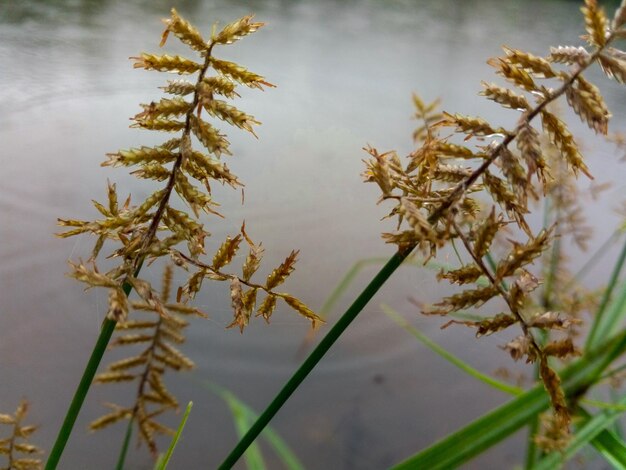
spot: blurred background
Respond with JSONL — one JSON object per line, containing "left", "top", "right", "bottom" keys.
{"left": 1, "top": 0, "right": 625, "bottom": 468}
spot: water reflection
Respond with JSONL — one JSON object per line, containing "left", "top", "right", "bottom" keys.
{"left": 1, "top": 0, "right": 624, "bottom": 468}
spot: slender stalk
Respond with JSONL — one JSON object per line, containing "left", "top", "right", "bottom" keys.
{"left": 45, "top": 297, "right": 123, "bottom": 469}
{"left": 115, "top": 410, "right": 134, "bottom": 470}
{"left": 217, "top": 247, "right": 413, "bottom": 469}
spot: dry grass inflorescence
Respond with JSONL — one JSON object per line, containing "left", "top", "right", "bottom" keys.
{"left": 54, "top": 9, "right": 319, "bottom": 457}
{"left": 363, "top": 0, "right": 626, "bottom": 445}
{"left": 0, "top": 401, "right": 44, "bottom": 470}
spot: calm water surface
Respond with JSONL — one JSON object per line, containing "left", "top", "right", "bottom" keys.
{"left": 1, "top": 0, "right": 624, "bottom": 468}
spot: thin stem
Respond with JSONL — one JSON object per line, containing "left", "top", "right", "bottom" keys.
{"left": 116, "top": 419, "right": 134, "bottom": 470}
{"left": 45, "top": 306, "right": 120, "bottom": 469}
{"left": 217, "top": 247, "right": 413, "bottom": 469}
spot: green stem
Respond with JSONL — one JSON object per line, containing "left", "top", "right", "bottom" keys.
{"left": 217, "top": 247, "right": 412, "bottom": 469}
{"left": 46, "top": 279, "right": 134, "bottom": 470}
{"left": 45, "top": 319, "right": 119, "bottom": 469}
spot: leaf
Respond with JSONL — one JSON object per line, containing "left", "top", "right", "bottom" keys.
{"left": 155, "top": 401, "right": 193, "bottom": 470}
{"left": 390, "top": 329, "right": 626, "bottom": 469}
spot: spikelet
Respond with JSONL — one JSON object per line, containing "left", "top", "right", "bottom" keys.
{"left": 131, "top": 53, "right": 202, "bottom": 74}
{"left": 189, "top": 114, "right": 231, "bottom": 156}
{"left": 160, "top": 79, "right": 196, "bottom": 96}
{"left": 200, "top": 99, "right": 260, "bottom": 135}
{"left": 214, "top": 15, "right": 264, "bottom": 45}
{"left": 502, "top": 46, "right": 557, "bottom": 78}
{"left": 103, "top": 145, "right": 177, "bottom": 168}
{"left": 200, "top": 76, "right": 239, "bottom": 99}
{"left": 539, "top": 358, "right": 570, "bottom": 427}
{"left": 495, "top": 228, "right": 553, "bottom": 280}
{"left": 566, "top": 75, "right": 610, "bottom": 134}
{"left": 487, "top": 57, "right": 538, "bottom": 93}
{"left": 212, "top": 235, "right": 242, "bottom": 270}
{"left": 442, "top": 313, "right": 517, "bottom": 337}
{"left": 541, "top": 110, "right": 592, "bottom": 177}
{"left": 0, "top": 400, "right": 44, "bottom": 470}
{"left": 480, "top": 82, "right": 529, "bottom": 111}
{"left": 440, "top": 112, "right": 505, "bottom": 137}
{"left": 614, "top": 0, "right": 626, "bottom": 29}
{"left": 433, "top": 286, "right": 499, "bottom": 313}
{"left": 549, "top": 46, "right": 590, "bottom": 66}
{"left": 581, "top": 0, "right": 608, "bottom": 48}
{"left": 134, "top": 97, "right": 193, "bottom": 121}
{"left": 266, "top": 250, "right": 299, "bottom": 290}
{"left": 160, "top": 8, "right": 207, "bottom": 51}
{"left": 516, "top": 120, "right": 547, "bottom": 186}
{"left": 437, "top": 264, "right": 483, "bottom": 285}
{"left": 597, "top": 52, "right": 626, "bottom": 84}
{"left": 472, "top": 207, "right": 505, "bottom": 258}
{"left": 209, "top": 58, "right": 275, "bottom": 89}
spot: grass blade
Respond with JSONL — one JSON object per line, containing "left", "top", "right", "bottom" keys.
{"left": 390, "top": 329, "right": 626, "bottom": 470}
{"left": 207, "top": 383, "right": 305, "bottom": 470}
{"left": 155, "top": 401, "right": 193, "bottom": 470}
{"left": 586, "top": 238, "right": 626, "bottom": 351}
{"left": 381, "top": 304, "right": 522, "bottom": 396}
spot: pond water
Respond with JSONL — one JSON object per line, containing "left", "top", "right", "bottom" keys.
{"left": 1, "top": 0, "right": 625, "bottom": 468}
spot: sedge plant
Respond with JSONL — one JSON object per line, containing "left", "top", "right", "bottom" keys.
{"left": 3, "top": 1, "right": 626, "bottom": 469}
{"left": 220, "top": 0, "right": 626, "bottom": 468}
{"left": 45, "top": 9, "right": 319, "bottom": 469}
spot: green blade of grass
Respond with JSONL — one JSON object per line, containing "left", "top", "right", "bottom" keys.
{"left": 587, "top": 425, "right": 626, "bottom": 469}
{"left": 155, "top": 401, "right": 193, "bottom": 470}
{"left": 390, "top": 328, "right": 626, "bottom": 470}
{"left": 207, "top": 383, "right": 305, "bottom": 470}
{"left": 381, "top": 304, "right": 522, "bottom": 396}
{"left": 586, "top": 238, "right": 626, "bottom": 351}
{"left": 222, "top": 391, "right": 266, "bottom": 470}
{"left": 533, "top": 397, "right": 626, "bottom": 470}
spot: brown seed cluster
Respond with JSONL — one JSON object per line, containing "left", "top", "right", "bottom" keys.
{"left": 57, "top": 8, "right": 318, "bottom": 455}
{"left": 363, "top": 0, "right": 625, "bottom": 447}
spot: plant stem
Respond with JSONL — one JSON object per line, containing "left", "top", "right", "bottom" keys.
{"left": 217, "top": 247, "right": 413, "bottom": 469}
{"left": 116, "top": 416, "right": 134, "bottom": 470}
{"left": 45, "top": 305, "right": 122, "bottom": 469}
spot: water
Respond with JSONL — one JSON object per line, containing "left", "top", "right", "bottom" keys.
{"left": 1, "top": 0, "right": 624, "bottom": 468}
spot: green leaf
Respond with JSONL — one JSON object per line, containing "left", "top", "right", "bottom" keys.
{"left": 390, "top": 329, "right": 626, "bottom": 470}
{"left": 586, "top": 237, "right": 626, "bottom": 351}
{"left": 206, "top": 382, "right": 305, "bottom": 470}
{"left": 155, "top": 401, "right": 193, "bottom": 470}
{"left": 381, "top": 304, "right": 522, "bottom": 396}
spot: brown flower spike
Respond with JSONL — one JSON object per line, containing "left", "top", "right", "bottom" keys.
{"left": 364, "top": 0, "right": 625, "bottom": 445}
{"left": 58, "top": 9, "right": 319, "bottom": 455}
